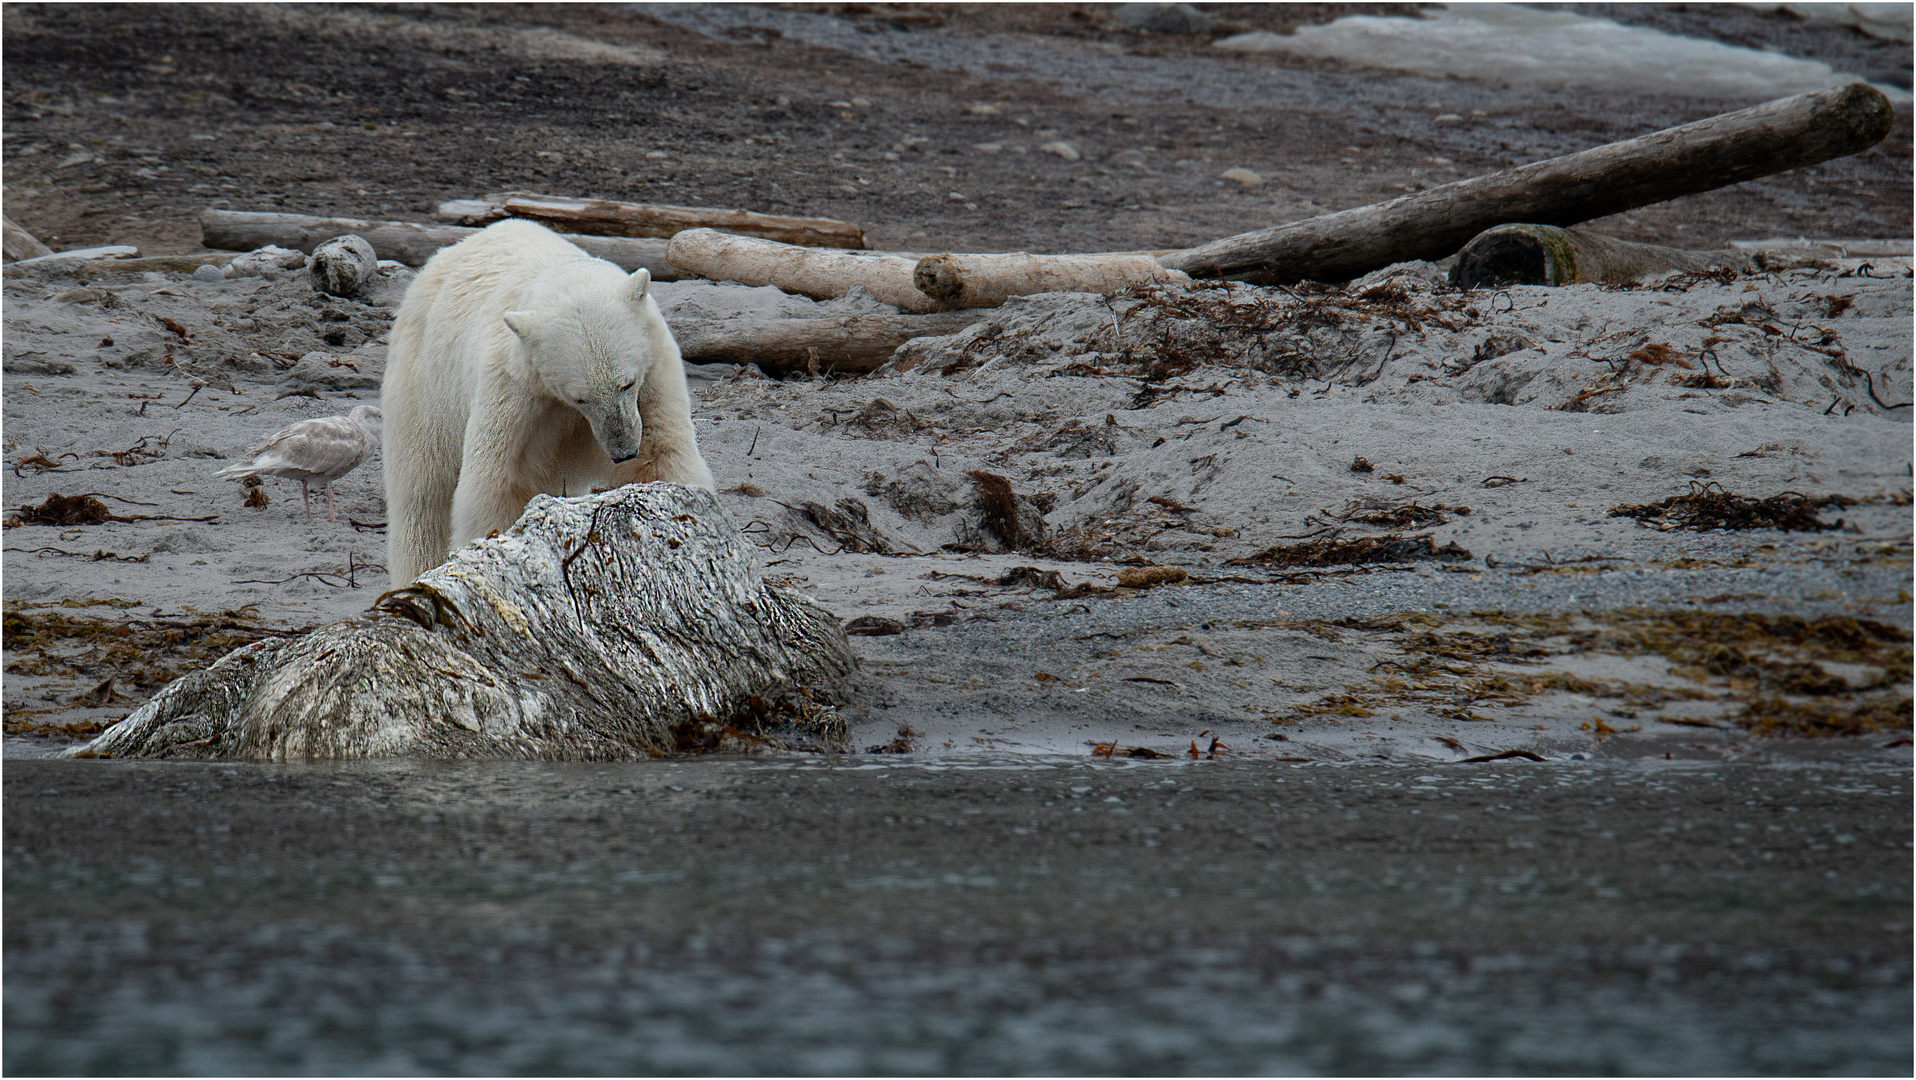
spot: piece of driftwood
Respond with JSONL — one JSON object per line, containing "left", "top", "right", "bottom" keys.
{"left": 667, "top": 230, "right": 1183, "bottom": 312}
{"left": 2, "top": 214, "right": 53, "bottom": 261}
{"left": 200, "top": 210, "right": 680, "bottom": 278}
{"left": 441, "top": 192, "right": 867, "bottom": 249}
{"left": 678, "top": 311, "right": 990, "bottom": 374}
{"left": 913, "top": 252, "right": 1192, "bottom": 308}
{"left": 1, "top": 253, "right": 232, "bottom": 282}
{"left": 63, "top": 485, "right": 856, "bottom": 761}
{"left": 1450, "top": 224, "right": 1753, "bottom": 288}
{"left": 667, "top": 228, "right": 942, "bottom": 312}
{"left": 1165, "top": 82, "right": 1895, "bottom": 284}
{"left": 6, "top": 245, "right": 138, "bottom": 266}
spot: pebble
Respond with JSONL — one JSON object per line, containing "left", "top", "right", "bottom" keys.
{"left": 1113, "top": 2, "right": 1216, "bottom": 34}
{"left": 1039, "top": 141, "right": 1081, "bottom": 162}
{"left": 1220, "top": 167, "right": 1265, "bottom": 188}
{"left": 192, "top": 263, "right": 226, "bottom": 282}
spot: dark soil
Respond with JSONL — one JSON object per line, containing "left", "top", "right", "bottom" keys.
{"left": 4, "top": 3, "right": 1909, "bottom": 261}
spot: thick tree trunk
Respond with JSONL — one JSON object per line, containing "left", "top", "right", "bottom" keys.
{"left": 677, "top": 311, "right": 991, "bottom": 374}
{"left": 1164, "top": 83, "right": 1895, "bottom": 284}
{"left": 440, "top": 193, "right": 868, "bottom": 249}
{"left": 666, "top": 228, "right": 942, "bottom": 312}
{"left": 64, "top": 485, "right": 856, "bottom": 761}
{"left": 200, "top": 210, "right": 680, "bottom": 277}
{"left": 912, "top": 252, "right": 1191, "bottom": 308}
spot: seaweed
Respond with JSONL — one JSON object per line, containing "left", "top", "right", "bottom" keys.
{"left": 1737, "top": 696, "right": 1912, "bottom": 737}
{"left": 967, "top": 470, "right": 1038, "bottom": 551}
{"left": 11, "top": 493, "right": 118, "bottom": 525}
{"left": 1336, "top": 500, "right": 1465, "bottom": 528}
{"left": 844, "top": 615, "right": 907, "bottom": 636}
{"left": 1229, "top": 533, "right": 1472, "bottom": 569}
{"left": 997, "top": 566, "right": 1067, "bottom": 590}
{"left": 2, "top": 605, "right": 304, "bottom": 723}
{"left": 1609, "top": 481, "right": 1852, "bottom": 532}
{"left": 1250, "top": 608, "right": 1908, "bottom": 740}
{"left": 6, "top": 491, "right": 217, "bottom": 527}
{"left": 1115, "top": 565, "right": 1187, "bottom": 588}
{"left": 781, "top": 498, "right": 897, "bottom": 554}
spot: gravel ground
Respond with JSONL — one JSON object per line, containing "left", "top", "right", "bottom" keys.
{"left": 5, "top": 755, "right": 1910, "bottom": 1075}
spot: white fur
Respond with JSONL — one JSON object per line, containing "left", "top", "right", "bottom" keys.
{"left": 382, "top": 220, "right": 714, "bottom": 584}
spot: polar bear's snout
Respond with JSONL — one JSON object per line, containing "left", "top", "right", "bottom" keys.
{"left": 586, "top": 402, "right": 643, "bottom": 464}
{"left": 593, "top": 400, "right": 647, "bottom": 459}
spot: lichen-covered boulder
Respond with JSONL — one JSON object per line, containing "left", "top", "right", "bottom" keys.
{"left": 65, "top": 484, "right": 854, "bottom": 761}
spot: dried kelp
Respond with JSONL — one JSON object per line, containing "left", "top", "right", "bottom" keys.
{"left": 1610, "top": 481, "right": 1852, "bottom": 532}
{"left": 1230, "top": 533, "right": 1472, "bottom": 569}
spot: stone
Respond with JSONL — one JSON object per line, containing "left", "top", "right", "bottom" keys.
{"left": 225, "top": 244, "right": 307, "bottom": 278}
{"left": 1039, "top": 141, "right": 1082, "bottom": 162}
{"left": 308, "top": 233, "right": 378, "bottom": 298}
{"left": 1114, "top": 2, "right": 1216, "bottom": 35}
{"left": 1220, "top": 167, "right": 1266, "bottom": 188}
{"left": 279, "top": 350, "right": 383, "bottom": 391}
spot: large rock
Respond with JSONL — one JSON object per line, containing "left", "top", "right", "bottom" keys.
{"left": 308, "top": 234, "right": 379, "bottom": 298}
{"left": 279, "top": 348, "right": 384, "bottom": 390}
{"left": 65, "top": 484, "right": 856, "bottom": 761}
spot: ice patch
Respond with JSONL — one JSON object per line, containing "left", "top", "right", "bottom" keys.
{"left": 1215, "top": 3, "right": 1910, "bottom": 102}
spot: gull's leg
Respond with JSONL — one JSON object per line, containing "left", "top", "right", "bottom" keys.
{"left": 326, "top": 483, "right": 338, "bottom": 523}
{"left": 300, "top": 481, "right": 312, "bottom": 521}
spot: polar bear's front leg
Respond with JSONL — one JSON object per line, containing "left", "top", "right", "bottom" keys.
{"left": 624, "top": 353, "right": 716, "bottom": 491}
{"left": 448, "top": 409, "right": 543, "bottom": 553}
{"left": 449, "top": 460, "right": 541, "bottom": 553}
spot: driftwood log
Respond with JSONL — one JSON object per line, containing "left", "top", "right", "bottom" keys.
{"left": 678, "top": 311, "right": 991, "bottom": 374}
{"left": 1166, "top": 82, "right": 1895, "bottom": 284}
{"left": 440, "top": 193, "right": 867, "bottom": 248}
{"left": 1449, "top": 224, "right": 1753, "bottom": 288}
{"left": 200, "top": 210, "right": 680, "bottom": 278}
{"left": 912, "top": 252, "right": 1191, "bottom": 308}
{"left": 666, "top": 230, "right": 1182, "bottom": 312}
{"left": 64, "top": 485, "right": 856, "bottom": 761}
{"left": 2, "top": 214, "right": 53, "bottom": 261}
{"left": 666, "top": 228, "right": 941, "bottom": 312}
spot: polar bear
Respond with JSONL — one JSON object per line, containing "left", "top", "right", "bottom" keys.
{"left": 381, "top": 219, "right": 715, "bottom": 584}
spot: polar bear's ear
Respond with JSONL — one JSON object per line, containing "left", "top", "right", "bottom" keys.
{"left": 626, "top": 267, "right": 651, "bottom": 304}
{"left": 502, "top": 311, "right": 542, "bottom": 338}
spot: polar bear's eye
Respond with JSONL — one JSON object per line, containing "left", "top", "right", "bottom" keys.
{"left": 620, "top": 381, "right": 636, "bottom": 393}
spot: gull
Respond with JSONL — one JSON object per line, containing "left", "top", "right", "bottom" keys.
{"left": 217, "top": 405, "right": 381, "bottom": 522}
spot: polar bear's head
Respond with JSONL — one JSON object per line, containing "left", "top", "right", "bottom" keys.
{"left": 504, "top": 264, "right": 665, "bottom": 465}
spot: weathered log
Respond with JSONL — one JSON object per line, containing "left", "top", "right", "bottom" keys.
{"left": 913, "top": 251, "right": 1192, "bottom": 307}
{"left": 1165, "top": 82, "right": 1895, "bottom": 284}
{"left": 63, "top": 485, "right": 855, "bottom": 761}
{"left": 667, "top": 228, "right": 942, "bottom": 312}
{"left": 2, "top": 214, "right": 53, "bottom": 261}
{"left": 1450, "top": 224, "right": 1753, "bottom": 288}
{"left": 441, "top": 192, "right": 868, "bottom": 249}
{"left": 5, "top": 244, "right": 138, "bottom": 267}
{"left": 200, "top": 210, "right": 680, "bottom": 278}
{"left": 677, "top": 311, "right": 991, "bottom": 374}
